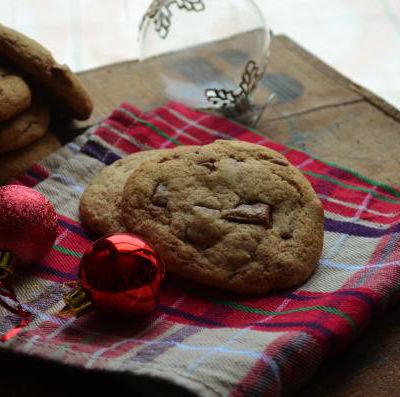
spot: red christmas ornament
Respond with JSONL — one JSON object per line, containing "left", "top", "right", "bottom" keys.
{"left": 0, "top": 185, "right": 58, "bottom": 279}
{"left": 64, "top": 233, "right": 165, "bottom": 317}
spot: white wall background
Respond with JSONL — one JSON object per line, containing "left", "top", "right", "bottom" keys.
{"left": 1, "top": 0, "right": 400, "bottom": 108}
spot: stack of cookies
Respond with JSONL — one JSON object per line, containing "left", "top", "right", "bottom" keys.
{"left": 80, "top": 140, "right": 324, "bottom": 294}
{"left": 0, "top": 24, "right": 93, "bottom": 154}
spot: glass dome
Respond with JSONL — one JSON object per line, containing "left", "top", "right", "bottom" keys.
{"left": 138, "top": 0, "right": 271, "bottom": 121}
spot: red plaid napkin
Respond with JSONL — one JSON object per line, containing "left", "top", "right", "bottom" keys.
{"left": 2, "top": 102, "right": 400, "bottom": 397}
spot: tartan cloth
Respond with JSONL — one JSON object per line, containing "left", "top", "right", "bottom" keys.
{"left": 2, "top": 102, "right": 400, "bottom": 397}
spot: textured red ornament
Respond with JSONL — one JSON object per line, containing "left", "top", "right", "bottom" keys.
{"left": 0, "top": 185, "right": 57, "bottom": 342}
{"left": 0, "top": 185, "right": 58, "bottom": 265}
{"left": 78, "top": 233, "right": 165, "bottom": 316}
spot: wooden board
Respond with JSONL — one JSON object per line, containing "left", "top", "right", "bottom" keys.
{"left": 1, "top": 34, "right": 400, "bottom": 396}
{"left": 76, "top": 33, "right": 400, "bottom": 188}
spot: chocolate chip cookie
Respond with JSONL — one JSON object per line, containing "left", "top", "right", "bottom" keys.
{"left": 0, "top": 64, "right": 31, "bottom": 122}
{"left": 122, "top": 140, "right": 324, "bottom": 294}
{"left": 0, "top": 100, "right": 49, "bottom": 153}
{"left": 80, "top": 149, "right": 174, "bottom": 235}
{"left": 0, "top": 24, "right": 93, "bottom": 120}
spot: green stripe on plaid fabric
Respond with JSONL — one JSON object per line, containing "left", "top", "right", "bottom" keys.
{"left": 304, "top": 171, "right": 400, "bottom": 203}
{"left": 118, "top": 107, "right": 182, "bottom": 146}
{"left": 53, "top": 245, "right": 83, "bottom": 258}
{"left": 238, "top": 119, "right": 400, "bottom": 198}
{"left": 321, "top": 161, "right": 400, "bottom": 198}
{"left": 209, "top": 298, "right": 358, "bottom": 332}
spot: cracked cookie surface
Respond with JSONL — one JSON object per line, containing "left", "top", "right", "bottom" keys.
{"left": 122, "top": 140, "right": 324, "bottom": 294}
{"left": 0, "top": 100, "right": 49, "bottom": 153}
{"left": 80, "top": 148, "right": 180, "bottom": 235}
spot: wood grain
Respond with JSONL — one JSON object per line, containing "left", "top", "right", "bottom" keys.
{"left": 76, "top": 33, "right": 400, "bottom": 187}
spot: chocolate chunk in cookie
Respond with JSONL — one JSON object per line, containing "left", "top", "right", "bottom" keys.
{"left": 152, "top": 183, "right": 169, "bottom": 208}
{"left": 222, "top": 203, "right": 271, "bottom": 227}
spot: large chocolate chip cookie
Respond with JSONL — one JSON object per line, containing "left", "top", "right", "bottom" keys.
{"left": 121, "top": 140, "right": 324, "bottom": 294}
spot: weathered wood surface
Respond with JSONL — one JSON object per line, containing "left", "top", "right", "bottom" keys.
{"left": 1, "top": 34, "right": 400, "bottom": 396}
{"left": 76, "top": 33, "right": 400, "bottom": 187}
{"left": 3, "top": 33, "right": 400, "bottom": 186}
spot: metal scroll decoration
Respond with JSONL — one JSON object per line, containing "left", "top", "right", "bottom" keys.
{"left": 205, "top": 60, "right": 263, "bottom": 112}
{"left": 140, "top": 0, "right": 206, "bottom": 39}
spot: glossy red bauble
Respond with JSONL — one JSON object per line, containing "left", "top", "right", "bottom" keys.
{"left": 78, "top": 233, "right": 165, "bottom": 316}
